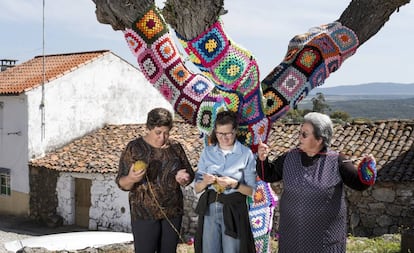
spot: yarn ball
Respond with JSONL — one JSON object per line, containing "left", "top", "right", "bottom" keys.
{"left": 133, "top": 160, "right": 148, "bottom": 172}
{"left": 357, "top": 157, "right": 377, "bottom": 185}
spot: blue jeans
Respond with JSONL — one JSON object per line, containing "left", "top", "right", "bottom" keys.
{"left": 202, "top": 202, "right": 240, "bottom": 253}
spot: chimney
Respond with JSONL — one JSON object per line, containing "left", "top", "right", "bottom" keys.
{"left": 1, "top": 59, "right": 18, "bottom": 72}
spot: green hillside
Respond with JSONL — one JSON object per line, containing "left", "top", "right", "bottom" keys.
{"left": 298, "top": 97, "right": 414, "bottom": 120}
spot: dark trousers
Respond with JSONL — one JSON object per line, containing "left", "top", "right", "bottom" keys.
{"left": 131, "top": 217, "right": 182, "bottom": 253}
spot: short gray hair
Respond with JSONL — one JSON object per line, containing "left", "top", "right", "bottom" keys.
{"left": 303, "top": 112, "right": 333, "bottom": 148}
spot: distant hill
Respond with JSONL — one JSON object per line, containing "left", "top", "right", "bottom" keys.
{"left": 299, "top": 83, "right": 414, "bottom": 120}
{"left": 310, "top": 82, "right": 414, "bottom": 97}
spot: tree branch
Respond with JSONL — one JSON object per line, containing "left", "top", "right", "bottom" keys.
{"left": 338, "top": 0, "right": 410, "bottom": 45}
{"left": 162, "top": 0, "right": 226, "bottom": 39}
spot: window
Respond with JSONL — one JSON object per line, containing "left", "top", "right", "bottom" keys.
{"left": 0, "top": 168, "right": 11, "bottom": 196}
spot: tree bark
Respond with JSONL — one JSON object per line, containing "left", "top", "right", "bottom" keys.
{"left": 161, "top": 0, "right": 226, "bottom": 39}
{"left": 338, "top": 0, "right": 410, "bottom": 45}
{"left": 92, "top": 0, "right": 154, "bottom": 30}
{"left": 93, "top": 0, "right": 411, "bottom": 44}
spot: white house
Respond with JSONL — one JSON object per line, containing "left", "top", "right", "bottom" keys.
{"left": 0, "top": 50, "right": 172, "bottom": 216}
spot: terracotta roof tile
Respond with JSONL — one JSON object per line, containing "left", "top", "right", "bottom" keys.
{"left": 0, "top": 50, "right": 110, "bottom": 94}
{"left": 30, "top": 120, "right": 414, "bottom": 182}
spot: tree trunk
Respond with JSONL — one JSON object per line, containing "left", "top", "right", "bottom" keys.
{"left": 338, "top": 0, "right": 410, "bottom": 45}
{"left": 92, "top": 0, "right": 154, "bottom": 30}
{"left": 161, "top": 0, "right": 226, "bottom": 39}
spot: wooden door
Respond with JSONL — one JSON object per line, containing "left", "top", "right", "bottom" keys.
{"left": 75, "top": 178, "right": 91, "bottom": 228}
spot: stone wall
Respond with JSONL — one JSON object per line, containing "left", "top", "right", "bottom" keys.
{"left": 29, "top": 166, "right": 59, "bottom": 222}
{"left": 29, "top": 168, "right": 198, "bottom": 237}
{"left": 346, "top": 181, "right": 414, "bottom": 236}
{"left": 269, "top": 181, "right": 414, "bottom": 237}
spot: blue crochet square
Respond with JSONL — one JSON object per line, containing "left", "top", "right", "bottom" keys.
{"left": 189, "top": 26, "right": 229, "bottom": 67}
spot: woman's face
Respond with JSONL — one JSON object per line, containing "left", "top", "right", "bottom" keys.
{"left": 299, "top": 122, "right": 322, "bottom": 154}
{"left": 146, "top": 126, "right": 170, "bottom": 148}
{"left": 215, "top": 123, "right": 236, "bottom": 149}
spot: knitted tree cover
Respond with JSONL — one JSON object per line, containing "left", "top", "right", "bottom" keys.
{"left": 124, "top": 4, "right": 359, "bottom": 252}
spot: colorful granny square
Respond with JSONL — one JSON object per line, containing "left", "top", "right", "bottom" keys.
{"left": 223, "top": 91, "right": 242, "bottom": 113}
{"left": 253, "top": 234, "right": 271, "bottom": 253}
{"left": 262, "top": 87, "right": 289, "bottom": 121}
{"left": 152, "top": 34, "right": 179, "bottom": 68}
{"left": 290, "top": 82, "right": 311, "bottom": 108}
{"left": 132, "top": 5, "right": 168, "bottom": 45}
{"left": 250, "top": 179, "right": 273, "bottom": 210}
{"left": 187, "top": 21, "right": 229, "bottom": 68}
{"left": 325, "top": 56, "right": 341, "bottom": 76}
{"left": 153, "top": 74, "right": 180, "bottom": 104}
{"left": 183, "top": 74, "right": 214, "bottom": 102}
{"left": 212, "top": 87, "right": 242, "bottom": 113}
{"left": 235, "top": 61, "right": 260, "bottom": 98}
{"left": 261, "top": 63, "right": 289, "bottom": 89}
{"left": 308, "top": 33, "right": 339, "bottom": 59}
{"left": 293, "top": 46, "right": 323, "bottom": 77}
{"left": 248, "top": 117, "right": 270, "bottom": 147}
{"left": 236, "top": 125, "right": 253, "bottom": 148}
{"left": 275, "top": 66, "right": 307, "bottom": 101}
{"left": 249, "top": 208, "right": 272, "bottom": 237}
{"left": 165, "top": 59, "right": 193, "bottom": 87}
{"left": 196, "top": 97, "right": 229, "bottom": 135}
{"left": 212, "top": 47, "right": 248, "bottom": 87}
{"left": 175, "top": 97, "right": 198, "bottom": 124}
{"left": 197, "top": 102, "right": 215, "bottom": 134}
{"left": 283, "top": 46, "right": 302, "bottom": 64}
{"left": 239, "top": 94, "right": 264, "bottom": 125}
{"left": 330, "top": 27, "right": 359, "bottom": 58}
{"left": 137, "top": 49, "right": 163, "bottom": 84}
{"left": 309, "top": 63, "right": 327, "bottom": 88}
{"left": 124, "top": 28, "right": 147, "bottom": 57}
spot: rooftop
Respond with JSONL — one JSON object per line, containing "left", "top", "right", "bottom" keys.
{"left": 30, "top": 119, "right": 414, "bottom": 182}
{"left": 0, "top": 50, "right": 110, "bottom": 95}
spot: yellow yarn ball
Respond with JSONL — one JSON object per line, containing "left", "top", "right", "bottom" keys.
{"left": 212, "top": 183, "right": 225, "bottom": 194}
{"left": 133, "top": 160, "right": 147, "bottom": 172}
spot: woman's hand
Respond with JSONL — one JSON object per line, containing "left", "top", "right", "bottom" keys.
{"left": 194, "top": 172, "right": 216, "bottom": 193}
{"left": 215, "top": 176, "right": 238, "bottom": 189}
{"left": 118, "top": 163, "right": 146, "bottom": 191}
{"left": 364, "top": 154, "right": 376, "bottom": 164}
{"left": 176, "top": 169, "right": 191, "bottom": 186}
{"left": 202, "top": 173, "right": 216, "bottom": 185}
{"left": 257, "top": 140, "right": 270, "bottom": 161}
{"left": 128, "top": 163, "right": 146, "bottom": 183}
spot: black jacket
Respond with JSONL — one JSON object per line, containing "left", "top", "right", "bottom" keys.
{"left": 194, "top": 189, "right": 256, "bottom": 253}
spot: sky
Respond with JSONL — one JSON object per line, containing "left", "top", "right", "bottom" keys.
{"left": 1, "top": 0, "right": 413, "bottom": 87}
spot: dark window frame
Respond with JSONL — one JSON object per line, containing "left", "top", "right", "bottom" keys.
{"left": 0, "top": 167, "right": 11, "bottom": 196}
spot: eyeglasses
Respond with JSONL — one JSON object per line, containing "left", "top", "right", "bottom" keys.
{"left": 216, "top": 130, "right": 235, "bottom": 138}
{"left": 300, "top": 131, "right": 312, "bottom": 139}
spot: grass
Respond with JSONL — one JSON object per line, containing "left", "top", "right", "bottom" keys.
{"left": 176, "top": 234, "right": 402, "bottom": 253}
{"left": 347, "top": 234, "right": 401, "bottom": 253}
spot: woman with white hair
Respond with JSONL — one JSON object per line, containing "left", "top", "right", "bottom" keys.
{"left": 256, "top": 112, "right": 377, "bottom": 253}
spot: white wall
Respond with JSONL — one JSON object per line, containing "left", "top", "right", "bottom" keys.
{"left": 0, "top": 95, "right": 29, "bottom": 193}
{"left": 27, "top": 53, "right": 172, "bottom": 159}
{"left": 57, "top": 172, "right": 131, "bottom": 232}
{"left": 89, "top": 174, "right": 131, "bottom": 232}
